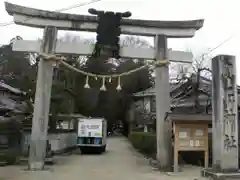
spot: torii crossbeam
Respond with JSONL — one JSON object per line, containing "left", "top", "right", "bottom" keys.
{"left": 5, "top": 2, "right": 203, "bottom": 37}
{"left": 13, "top": 40, "right": 193, "bottom": 63}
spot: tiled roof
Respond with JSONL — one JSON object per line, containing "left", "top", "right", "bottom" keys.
{"left": 133, "top": 75, "right": 212, "bottom": 98}
{"left": 133, "top": 87, "right": 155, "bottom": 97}
{"left": 0, "top": 82, "right": 25, "bottom": 95}
{"left": 132, "top": 75, "right": 240, "bottom": 108}
{"left": 133, "top": 82, "right": 180, "bottom": 97}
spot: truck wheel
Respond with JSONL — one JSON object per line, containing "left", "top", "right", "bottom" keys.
{"left": 101, "top": 145, "right": 106, "bottom": 153}
{"left": 6, "top": 156, "right": 17, "bottom": 165}
{"left": 80, "top": 147, "right": 86, "bottom": 154}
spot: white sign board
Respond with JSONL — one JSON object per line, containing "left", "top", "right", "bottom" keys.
{"left": 179, "top": 131, "right": 188, "bottom": 138}
{"left": 77, "top": 118, "right": 103, "bottom": 138}
{"left": 195, "top": 130, "right": 204, "bottom": 136}
{"left": 189, "top": 140, "right": 194, "bottom": 147}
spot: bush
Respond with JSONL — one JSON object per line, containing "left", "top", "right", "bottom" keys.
{"left": 128, "top": 132, "right": 156, "bottom": 156}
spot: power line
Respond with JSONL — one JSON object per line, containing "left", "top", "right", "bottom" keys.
{"left": 0, "top": 0, "right": 102, "bottom": 28}
{"left": 204, "top": 32, "right": 236, "bottom": 56}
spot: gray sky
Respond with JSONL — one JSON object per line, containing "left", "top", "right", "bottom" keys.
{"left": 0, "top": 0, "right": 240, "bottom": 82}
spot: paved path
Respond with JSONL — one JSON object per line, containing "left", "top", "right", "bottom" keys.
{"left": 0, "top": 137, "right": 206, "bottom": 180}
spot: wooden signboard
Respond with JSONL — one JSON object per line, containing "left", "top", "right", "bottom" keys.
{"left": 173, "top": 123, "right": 209, "bottom": 172}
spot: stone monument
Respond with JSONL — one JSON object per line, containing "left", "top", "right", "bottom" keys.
{"left": 202, "top": 55, "right": 240, "bottom": 179}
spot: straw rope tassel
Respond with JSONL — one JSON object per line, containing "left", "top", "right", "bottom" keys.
{"left": 100, "top": 76, "right": 106, "bottom": 91}
{"left": 84, "top": 75, "right": 90, "bottom": 89}
{"left": 116, "top": 76, "right": 122, "bottom": 91}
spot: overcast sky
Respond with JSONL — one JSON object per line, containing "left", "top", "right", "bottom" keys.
{"left": 0, "top": 0, "right": 240, "bottom": 82}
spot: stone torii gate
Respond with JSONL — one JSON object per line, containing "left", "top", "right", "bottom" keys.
{"left": 5, "top": 2, "right": 204, "bottom": 171}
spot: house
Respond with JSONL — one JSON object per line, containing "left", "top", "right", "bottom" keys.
{"left": 0, "top": 81, "right": 26, "bottom": 116}
{"left": 0, "top": 81, "right": 80, "bottom": 155}
{"left": 133, "top": 75, "right": 212, "bottom": 112}
{"left": 130, "top": 74, "right": 240, "bottom": 130}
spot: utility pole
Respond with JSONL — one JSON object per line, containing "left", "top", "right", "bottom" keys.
{"left": 28, "top": 27, "right": 57, "bottom": 170}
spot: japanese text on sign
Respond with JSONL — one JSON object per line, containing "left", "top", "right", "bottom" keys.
{"left": 81, "top": 124, "right": 100, "bottom": 129}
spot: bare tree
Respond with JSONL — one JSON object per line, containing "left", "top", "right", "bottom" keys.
{"left": 171, "top": 49, "right": 212, "bottom": 81}
{"left": 171, "top": 49, "right": 212, "bottom": 109}
{"left": 120, "top": 36, "right": 151, "bottom": 48}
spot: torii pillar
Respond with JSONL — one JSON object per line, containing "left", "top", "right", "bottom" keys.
{"left": 5, "top": 2, "right": 204, "bottom": 171}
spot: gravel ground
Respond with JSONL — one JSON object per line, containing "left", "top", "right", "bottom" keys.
{"left": 0, "top": 137, "right": 207, "bottom": 180}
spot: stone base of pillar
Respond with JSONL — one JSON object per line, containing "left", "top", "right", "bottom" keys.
{"left": 201, "top": 168, "right": 240, "bottom": 180}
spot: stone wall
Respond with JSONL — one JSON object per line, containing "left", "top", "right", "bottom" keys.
{"left": 48, "top": 133, "right": 77, "bottom": 153}
{"left": 21, "top": 132, "right": 77, "bottom": 155}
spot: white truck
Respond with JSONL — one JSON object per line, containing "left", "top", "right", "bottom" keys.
{"left": 77, "top": 118, "right": 107, "bottom": 154}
